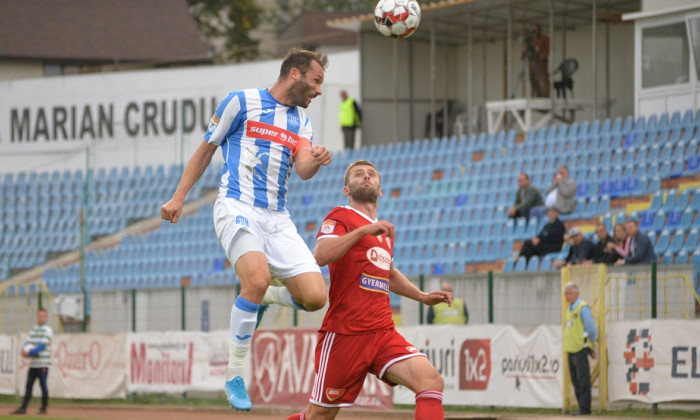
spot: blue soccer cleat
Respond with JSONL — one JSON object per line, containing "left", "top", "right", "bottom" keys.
{"left": 225, "top": 376, "right": 252, "bottom": 411}
{"left": 256, "top": 304, "right": 269, "bottom": 330}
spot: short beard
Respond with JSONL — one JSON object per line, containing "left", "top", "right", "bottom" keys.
{"left": 288, "top": 79, "right": 312, "bottom": 108}
{"left": 349, "top": 185, "right": 379, "bottom": 204}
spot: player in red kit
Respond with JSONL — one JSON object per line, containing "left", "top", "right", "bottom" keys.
{"left": 287, "top": 160, "right": 451, "bottom": 420}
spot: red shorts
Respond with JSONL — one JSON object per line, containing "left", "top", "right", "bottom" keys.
{"left": 310, "top": 327, "right": 425, "bottom": 407}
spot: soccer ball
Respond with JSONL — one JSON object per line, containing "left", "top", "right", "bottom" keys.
{"left": 374, "top": 0, "right": 421, "bottom": 39}
{"left": 21, "top": 342, "right": 34, "bottom": 356}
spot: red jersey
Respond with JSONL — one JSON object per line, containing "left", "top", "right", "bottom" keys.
{"left": 316, "top": 206, "right": 395, "bottom": 334}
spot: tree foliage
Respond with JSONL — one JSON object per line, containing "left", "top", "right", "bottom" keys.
{"left": 188, "top": 0, "right": 263, "bottom": 62}
{"left": 268, "top": 0, "right": 376, "bottom": 35}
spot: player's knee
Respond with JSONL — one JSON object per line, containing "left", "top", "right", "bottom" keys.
{"left": 301, "top": 291, "right": 327, "bottom": 311}
{"left": 421, "top": 367, "right": 444, "bottom": 392}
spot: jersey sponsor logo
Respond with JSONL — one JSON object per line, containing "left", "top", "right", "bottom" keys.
{"left": 235, "top": 215, "right": 249, "bottom": 227}
{"left": 207, "top": 114, "right": 219, "bottom": 132}
{"left": 359, "top": 273, "right": 389, "bottom": 294}
{"left": 406, "top": 346, "right": 419, "bottom": 353}
{"left": 245, "top": 120, "right": 310, "bottom": 155}
{"left": 320, "top": 220, "right": 336, "bottom": 234}
{"left": 367, "top": 247, "right": 392, "bottom": 270}
{"left": 325, "top": 387, "right": 346, "bottom": 401}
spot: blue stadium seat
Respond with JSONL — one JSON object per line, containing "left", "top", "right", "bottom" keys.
{"left": 668, "top": 229, "right": 685, "bottom": 254}
{"left": 514, "top": 256, "right": 527, "bottom": 271}
{"left": 666, "top": 210, "right": 682, "bottom": 230}
{"left": 651, "top": 209, "right": 666, "bottom": 232}
{"left": 679, "top": 207, "right": 694, "bottom": 230}
{"left": 503, "top": 259, "right": 514, "bottom": 273}
{"left": 655, "top": 229, "right": 671, "bottom": 255}
{"left": 683, "top": 229, "right": 700, "bottom": 254}
{"left": 661, "top": 250, "right": 675, "bottom": 264}
{"left": 527, "top": 256, "right": 540, "bottom": 272}
{"left": 648, "top": 191, "right": 664, "bottom": 212}
{"left": 690, "top": 190, "right": 700, "bottom": 211}
{"left": 687, "top": 155, "right": 700, "bottom": 175}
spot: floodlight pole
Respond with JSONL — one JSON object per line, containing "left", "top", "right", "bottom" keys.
{"left": 506, "top": 0, "right": 513, "bottom": 100}
{"left": 592, "top": 0, "right": 598, "bottom": 118}
{"left": 430, "top": 21, "right": 437, "bottom": 140}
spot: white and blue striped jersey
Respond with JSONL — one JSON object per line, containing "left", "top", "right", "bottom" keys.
{"left": 205, "top": 88, "right": 314, "bottom": 211}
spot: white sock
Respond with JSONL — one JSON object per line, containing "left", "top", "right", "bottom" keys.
{"left": 262, "top": 286, "right": 304, "bottom": 310}
{"left": 227, "top": 296, "right": 258, "bottom": 380}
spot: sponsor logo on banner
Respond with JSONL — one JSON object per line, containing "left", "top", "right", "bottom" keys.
{"left": 417, "top": 338, "right": 460, "bottom": 391}
{"left": 671, "top": 346, "right": 700, "bottom": 379}
{"left": 501, "top": 353, "right": 559, "bottom": 391}
{"left": 460, "top": 339, "right": 491, "bottom": 390}
{"left": 130, "top": 341, "right": 193, "bottom": 385}
{"left": 623, "top": 328, "right": 654, "bottom": 395}
{"left": 208, "top": 342, "right": 228, "bottom": 378}
{"left": 367, "top": 247, "right": 391, "bottom": 270}
{"left": 250, "top": 329, "right": 392, "bottom": 408}
{"left": 55, "top": 340, "right": 101, "bottom": 379}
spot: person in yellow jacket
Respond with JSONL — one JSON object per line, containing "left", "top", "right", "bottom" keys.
{"left": 339, "top": 90, "right": 362, "bottom": 149}
{"left": 564, "top": 282, "right": 597, "bottom": 416}
{"left": 427, "top": 283, "right": 468, "bottom": 325}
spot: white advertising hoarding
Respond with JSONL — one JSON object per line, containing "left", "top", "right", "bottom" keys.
{"left": 126, "top": 330, "right": 232, "bottom": 393}
{"left": 608, "top": 319, "right": 700, "bottom": 403}
{"left": 395, "top": 325, "right": 564, "bottom": 408}
{"left": 16, "top": 333, "right": 127, "bottom": 399}
{"left": 0, "top": 335, "right": 17, "bottom": 395}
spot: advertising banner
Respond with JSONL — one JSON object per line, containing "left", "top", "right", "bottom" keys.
{"left": 395, "top": 325, "right": 563, "bottom": 408}
{"left": 249, "top": 329, "right": 393, "bottom": 409}
{"left": 608, "top": 319, "right": 700, "bottom": 403}
{"left": 16, "top": 333, "right": 127, "bottom": 399}
{"left": 0, "top": 335, "right": 17, "bottom": 395}
{"left": 127, "top": 331, "right": 231, "bottom": 393}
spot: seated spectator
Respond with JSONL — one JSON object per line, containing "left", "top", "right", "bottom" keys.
{"left": 615, "top": 219, "right": 657, "bottom": 265}
{"left": 518, "top": 207, "right": 566, "bottom": 262}
{"left": 553, "top": 227, "right": 595, "bottom": 268}
{"left": 592, "top": 223, "right": 620, "bottom": 264}
{"left": 607, "top": 223, "right": 630, "bottom": 263}
{"left": 508, "top": 173, "right": 545, "bottom": 219}
{"left": 531, "top": 165, "right": 577, "bottom": 219}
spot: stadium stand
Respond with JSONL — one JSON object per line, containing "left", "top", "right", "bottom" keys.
{"left": 1, "top": 109, "right": 700, "bottom": 293}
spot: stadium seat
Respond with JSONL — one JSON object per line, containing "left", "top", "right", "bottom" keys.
{"left": 661, "top": 250, "right": 675, "bottom": 264}
{"left": 668, "top": 229, "right": 685, "bottom": 254}
{"left": 514, "top": 256, "right": 527, "bottom": 272}
{"left": 666, "top": 210, "right": 682, "bottom": 230}
{"left": 527, "top": 256, "right": 540, "bottom": 272}
{"left": 648, "top": 191, "right": 664, "bottom": 212}
{"left": 682, "top": 228, "right": 699, "bottom": 254}
{"left": 655, "top": 230, "right": 671, "bottom": 255}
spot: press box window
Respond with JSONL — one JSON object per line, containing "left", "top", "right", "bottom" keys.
{"left": 642, "top": 22, "right": 689, "bottom": 89}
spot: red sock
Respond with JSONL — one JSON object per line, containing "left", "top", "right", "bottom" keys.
{"left": 415, "top": 390, "right": 444, "bottom": 420}
{"left": 286, "top": 409, "right": 307, "bottom": 420}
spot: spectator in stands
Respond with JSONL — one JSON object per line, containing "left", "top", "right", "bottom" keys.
{"left": 592, "top": 224, "right": 619, "bottom": 264}
{"left": 427, "top": 283, "right": 469, "bottom": 325}
{"left": 563, "top": 282, "right": 596, "bottom": 416}
{"left": 615, "top": 219, "right": 657, "bottom": 265}
{"left": 553, "top": 227, "right": 594, "bottom": 268}
{"left": 607, "top": 223, "right": 630, "bottom": 263}
{"left": 518, "top": 207, "right": 565, "bottom": 262}
{"left": 531, "top": 166, "right": 576, "bottom": 219}
{"left": 508, "top": 173, "right": 544, "bottom": 219}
